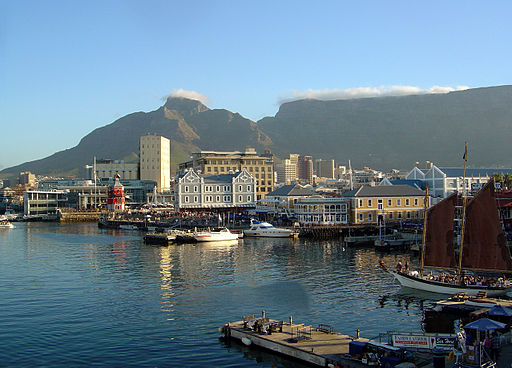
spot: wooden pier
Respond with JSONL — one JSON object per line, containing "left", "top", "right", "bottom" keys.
{"left": 221, "top": 314, "right": 372, "bottom": 367}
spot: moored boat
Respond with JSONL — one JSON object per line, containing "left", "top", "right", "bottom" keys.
{"left": 0, "top": 219, "right": 14, "bottom": 229}
{"left": 243, "top": 221, "right": 295, "bottom": 238}
{"left": 193, "top": 227, "right": 239, "bottom": 242}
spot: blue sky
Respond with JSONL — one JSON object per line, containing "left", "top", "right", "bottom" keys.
{"left": 1, "top": 0, "right": 511, "bottom": 169}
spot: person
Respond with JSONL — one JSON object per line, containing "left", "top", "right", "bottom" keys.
{"left": 396, "top": 261, "right": 402, "bottom": 273}
{"left": 491, "top": 331, "right": 500, "bottom": 362}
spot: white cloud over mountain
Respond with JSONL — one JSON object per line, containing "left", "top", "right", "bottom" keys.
{"left": 279, "top": 85, "right": 470, "bottom": 104}
{"left": 164, "top": 89, "right": 210, "bottom": 104}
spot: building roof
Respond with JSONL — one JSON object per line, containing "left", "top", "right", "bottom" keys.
{"left": 389, "top": 179, "right": 426, "bottom": 189}
{"left": 438, "top": 168, "right": 512, "bottom": 178}
{"left": 343, "top": 184, "right": 425, "bottom": 198}
{"left": 267, "top": 184, "right": 316, "bottom": 197}
{"left": 203, "top": 173, "right": 238, "bottom": 183}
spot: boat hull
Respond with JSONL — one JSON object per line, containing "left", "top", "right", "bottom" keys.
{"left": 391, "top": 271, "right": 510, "bottom": 297}
{"left": 243, "top": 231, "right": 292, "bottom": 238}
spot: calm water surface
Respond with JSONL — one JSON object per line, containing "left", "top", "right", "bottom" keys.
{"left": 1, "top": 223, "right": 442, "bottom": 367}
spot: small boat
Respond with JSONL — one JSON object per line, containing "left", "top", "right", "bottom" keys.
{"left": 0, "top": 220, "right": 14, "bottom": 229}
{"left": 243, "top": 221, "right": 295, "bottom": 238}
{"left": 374, "top": 233, "right": 411, "bottom": 251}
{"left": 119, "top": 224, "right": 138, "bottom": 230}
{"left": 193, "top": 227, "right": 239, "bottom": 242}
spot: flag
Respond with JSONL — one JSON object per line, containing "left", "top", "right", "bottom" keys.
{"left": 462, "top": 142, "right": 468, "bottom": 161}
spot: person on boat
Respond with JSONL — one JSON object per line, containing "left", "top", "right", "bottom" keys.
{"left": 396, "top": 261, "right": 402, "bottom": 273}
{"left": 404, "top": 261, "right": 410, "bottom": 273}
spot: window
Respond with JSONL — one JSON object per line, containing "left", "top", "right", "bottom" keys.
{"left": 185, "top": 186, "right": 189, "bottom": 193}
{"left": 359, "top": 213, "right": 364, "bottom": 221}
{"left": 406, "top": 211, "right": 411, "bottom": 219}
{"left": 247, "top": 185, "right": 251, "bottom": 191}
{"left": 194, "top": 186, "right": 198, "bottom": 192}
{"left": 405, "top": 199, "right": 410, "bottom": 206}
{"left": 216, "top": 195, "right": 220, "bottom": 202}
{"left": 247, "top": 195, "right": 251, "bottom": 202}
{"left": 389, "top": 212, "right": 393, "bottom": 219}
{"left": 414, "top": 198, "right": 418, "bottom": 206}
{"left": 397, "top": 199, "right": 401, "bottom": 206}
{"left": 239, "top": 195, "right": 243, "bottom": 202}
{"left": 184, "top": 196, "right": 189, "bottom": 203}
{"left": 238, "top": 185, "right": 242, "bottom": 191}
{"left": 359, "top": 199, "right": 363, "bottom": 207}
{"left": 388, "top": 199, "right": 392, "bottom": 206}
{"left": 368, "top": 199, "right": 372, "bottom": 206}
{"left": 194, "top": 196, "right": 198, "bottom": 203}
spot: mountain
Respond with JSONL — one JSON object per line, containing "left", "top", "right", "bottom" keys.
{"left": 2, "top": 85, "right": 512, "bottom": 178}
{"left": 0, "top": 97, "right": 272, "bottom": 177}
{"left": 258, "top": 85, "right": 512, "bottom": 169}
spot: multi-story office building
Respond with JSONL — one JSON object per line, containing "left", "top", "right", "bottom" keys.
{"left": 294, "top": 197, "right": 349, "bottom": 225}
{"left": 174, "top": 168, "right": 256, "bottom": 210}
{"left": 343, "top": 185, "right": 426, "bottom": 225}
{"left": 19, "top": 171, "right": 35, "bottom": 186}
{"left": 23, "top": 190, "right": 68, "bottom": 216}
{"left": 93, "top": 159, "right": 139, "bottom": 180}
{"left": 298, "top": 155, "right": 313, "bottom": 184}
{"left": 139, "top": 134, "right": 171, "bottom": 192}
{"left": 177, "top": 148, "right": 273, "bottom": 200}
{"left": 316, "top": 159, "right": 335, "bottom": 179}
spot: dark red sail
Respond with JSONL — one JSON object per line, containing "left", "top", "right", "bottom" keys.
{"left": 424, "top": 193, "right": 457, "bottom": 268}
{"left": 462, "top": 181, "right": 512, "bottom": 271}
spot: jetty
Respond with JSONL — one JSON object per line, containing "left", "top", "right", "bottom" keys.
{"left": 220, "top": 313, "right": 422, "bottom": 367}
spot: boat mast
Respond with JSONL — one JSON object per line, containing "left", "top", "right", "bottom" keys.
{"left": 457, "top": 141, "right": 469, "bottom": 281}
{"left": 420, "top": 186, "right": 429, "bottom": 276}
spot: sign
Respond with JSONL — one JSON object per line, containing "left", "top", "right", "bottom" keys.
{"left": 392, "top": 335, "right": 431, "bottom": 349}
{"left": 434, "top": 336, "right": 457, "bottom": 351}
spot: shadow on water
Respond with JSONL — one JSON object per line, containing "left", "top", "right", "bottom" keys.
{"left": 219, "top": 337, "right": 311, "bottom": 368}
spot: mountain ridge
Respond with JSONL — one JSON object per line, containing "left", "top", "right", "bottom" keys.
{"left": 2, "top": 86, "right": 512, "bottom": 178}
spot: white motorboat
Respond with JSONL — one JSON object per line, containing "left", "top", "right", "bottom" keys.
{"left": 193, "top": 227, "right": 239, "bottom": 242}
{"left": 0, "top": 220, "right": 14, "bottom": 229}
{"left": 243, "top": 221, "right": 295, "bottom": 238}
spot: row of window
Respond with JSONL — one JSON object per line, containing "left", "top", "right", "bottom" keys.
{"left": 358, "top": 198, "right": 420, "bottom": 207}
{"left": 206, "top": 160, "right": 267, "bottom": 165}
{"left": 183, "top": 195, "right": 252, "bottom": 203}
{"left": 358, "top": 211, "right": 420, "bottom": 221}
{"left": 184, "top": 185, "right": 253, "bottom": 193}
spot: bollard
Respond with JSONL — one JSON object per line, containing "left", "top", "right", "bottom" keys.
{"left": 289, "top": 315, "right": 293, "bottom": 325}
{"left": 262, "top": 310, "right": 266, "bottom": 319}
{"left": 356, "top": 329, "right": 360, "bottom": 339}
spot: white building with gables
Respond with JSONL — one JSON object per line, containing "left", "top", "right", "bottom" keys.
{"left": 174, "top": 169, "right": 257, "bottom": 210}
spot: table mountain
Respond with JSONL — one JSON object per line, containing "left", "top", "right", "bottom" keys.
{"left": 2, "top": 85, "right": 512, "bottom": 178}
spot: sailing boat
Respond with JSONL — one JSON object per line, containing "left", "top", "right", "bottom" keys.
{"left": 386, "top": 146, "right": 512, "bottom": 296}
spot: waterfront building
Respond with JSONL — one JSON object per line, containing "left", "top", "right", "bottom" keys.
{"left": 343, "top": 185, "right": 426, "bottom": 225}
{"left": 406, "top": 164, "right": 512, "bottom": 198}
{"left": 174, "top": 168, "right": 256, "bottom": 210}
{"left": 107, "top": 175, "right": 125, "bottom": 212}
{"left": 23, "top": 190, "right": 68, "bottom": 216}
{"left": 139, "top": 134, "right": 171, "bottom": 192}
{"left": 294, "top": 197, "right": 349, "bottom": 225}
{"left": 93, "top": 159, "right": 139, "bottom": 180}
{"left": 262, "top": 184, "right": 316, "bottom": 217}
{"left": 297, "top": 155, "right": 313, "bottom": 184}
{"left": 177, "top": 148, "right": 273, "bottom": 200}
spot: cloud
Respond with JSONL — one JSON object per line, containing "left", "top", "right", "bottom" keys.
{"left": 279, "top": 85, "right": 470, "bottom": 104}
{"left": 163, "top": 89, "right": 210, "bottom": 104}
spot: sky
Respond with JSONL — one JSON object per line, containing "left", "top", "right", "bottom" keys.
{"left": 1, "top": 0, "right": 512, "bottom": 169}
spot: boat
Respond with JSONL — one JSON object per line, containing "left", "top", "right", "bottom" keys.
{"left": 374, "top": 233, "right": 412, "bottom": 251}
{"left": 243, "top": 221, "right": 295, "bottom": 238}
{"left": 385, "top": 144, "right": 512, "bottom": 296}
{"left": 193, "top": 227, "right": 239, "bottom": 242}
{"left": 119, "top": 224, "right": 138, "bottom": 230}
{"left": 0, "top": 219, "right": 14, "bottom": 228}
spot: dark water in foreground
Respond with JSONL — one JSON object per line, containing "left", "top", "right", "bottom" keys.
{"left": 1, "top": 223, "right": 445, "bottom": 367}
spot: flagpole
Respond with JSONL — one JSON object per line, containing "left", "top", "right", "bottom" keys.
{"left": 457, "top": 141, "right": 468, "bottom": 282}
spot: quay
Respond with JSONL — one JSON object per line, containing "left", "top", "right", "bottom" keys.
{"left": 219, "top": 312, "right": 432, "bottom": 367}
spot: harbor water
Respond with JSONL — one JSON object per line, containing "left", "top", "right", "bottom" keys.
{"left": 1, "top": 223, "right": 449, "bottom": 367}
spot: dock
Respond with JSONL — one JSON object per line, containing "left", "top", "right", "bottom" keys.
{"left": 220, "top": 313, "right": 397, "bottom": 368}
